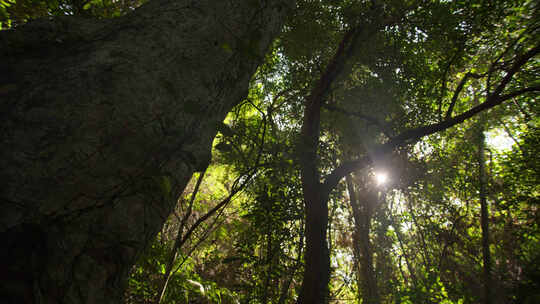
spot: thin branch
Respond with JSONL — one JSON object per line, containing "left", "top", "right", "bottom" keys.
{"left": 179, "top": 177, "right": 243, "bottom": 249}
{"left": 177, "top": 160, "right": 264, "bottom": 254}
{"left": 445, "top": 72, "right": 485, "bottom": 120}
{"left": 178, "top": 100, "right": 268, "bottom": 249}
{"left": 172, "top": 203, "right": 230, "bottom": 275}
{"left": 157, "top": 167, "right": 207, "bottom": 304}
{"left": 485, "top": 24, "right": 539, "bottom": 95}
{"left": 510, "top": 97, "right": 533, "bottom": 121}
{"left": 178, "top": 169, "right": 207, "bottom": 241}
{"left": 438, "top": 51, "right": 462, "bottom": 121}
{"left": 157, "top": 101, "right": 269, "bottom": 302}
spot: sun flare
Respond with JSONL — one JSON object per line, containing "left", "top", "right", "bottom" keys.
{"left": 375, "top": 172, "right": 388, "bottom": 186}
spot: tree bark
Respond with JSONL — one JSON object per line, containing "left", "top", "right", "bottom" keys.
{"left": 0, "top": 1, "right": 291, "bottom": 303}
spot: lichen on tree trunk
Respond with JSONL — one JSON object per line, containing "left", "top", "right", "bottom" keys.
{"left": 0, "top": 1, "right": 292, "bottom": 303}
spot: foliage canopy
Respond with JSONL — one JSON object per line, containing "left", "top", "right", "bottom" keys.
{"left": 2, "top": 0, "right": 538, "bottom": 303}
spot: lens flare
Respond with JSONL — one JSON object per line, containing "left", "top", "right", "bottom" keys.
{"left": 375, "top": 172, "right": 388, "bottom": 185}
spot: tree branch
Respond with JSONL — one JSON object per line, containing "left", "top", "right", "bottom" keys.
{"left": 300, "top": 24, "right": 364, "bottom": 196}
{"left": 323, "top": 44, "right": 539, "bottom": 192}
{"left": 438, "top": 50, "right": 462, "bottom": 121}
{"left": 486, "top": 24, "right": 539, "bottom": 95}
{"left": 444, "top": 72, "right": 485, "bottom": 120}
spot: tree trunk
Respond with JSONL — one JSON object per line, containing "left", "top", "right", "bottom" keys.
{"left": 0, "top": 1, "right": 291, "bottom": 303}
{"left": 296, "top": 26, "right": 361, "bottom": 304}
{"left": 297, "top": 186, "right": 331, "bottom": 303}
{"left": 346, "top": 175, "right": 380, "bottom": 304}
{"left": 477, "top": 127, "right": 493, "bottom": 304}
{"left": 297, "top": 81, "right": 331, "bottom": 302}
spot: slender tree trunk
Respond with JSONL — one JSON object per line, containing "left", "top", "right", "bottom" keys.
{"left": 477, "top": 127, "right": 493, "bottom": 304}
{"left": 0, "top": 1, "right": 291, "bottom": 303}
{"left": 278, "top": 219, "right": 304, "bottom": 304}
{"left": 262, "top": 226, "right": 275, "bottom": 303}
{"left": 157, "top": 168, "right": 206, "bottom": 304}
{"left": 346, "top": 175, "right": 380, "bottom": 304}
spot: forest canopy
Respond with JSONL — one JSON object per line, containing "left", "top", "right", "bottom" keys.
{"left": 1, "top": 0, "right": 539, "bottom": 303}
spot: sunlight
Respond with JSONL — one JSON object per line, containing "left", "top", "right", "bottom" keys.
{"left": 486, "top": 129, "right": 514, "bottom": 152}
{"left": 375, "top": 171, "right": 388, "bottom": 186}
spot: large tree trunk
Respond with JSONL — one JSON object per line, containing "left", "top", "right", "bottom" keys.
{"left": 295, "top": 74, "right": 330, "bottom": 303}
{"left": 0, "top": 1, "right": 291, "bottom": 303}
{"left": 296, "top": 27, "right": 360, "bottom": 304}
